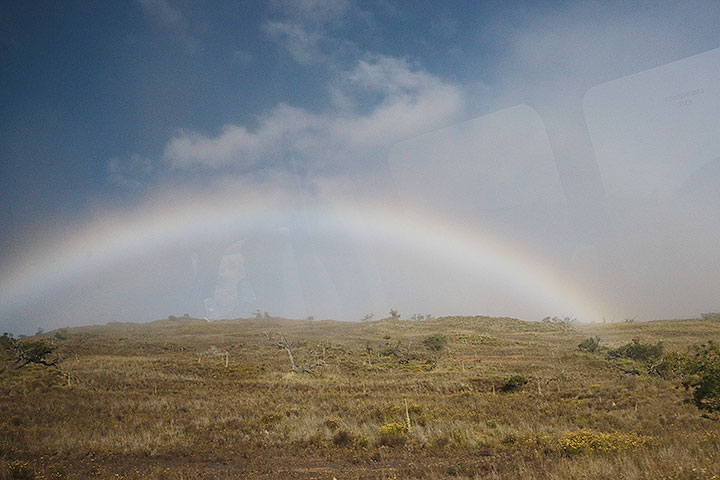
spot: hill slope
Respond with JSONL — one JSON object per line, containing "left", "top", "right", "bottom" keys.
{"left": 2, "top": 316, "right": 720, "bottom": 479}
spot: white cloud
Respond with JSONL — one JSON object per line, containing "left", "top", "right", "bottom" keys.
{"left": 263, "top": 21, "right": 326, "bottom": 65}
{"left": 165, "top": 126, "right": 261, "bottom": 170}
{"left": 165, "top": 104, "right": 322, "bottom": 169}
{"left": 263, "top": 0, "right": 364, "bottom": 66}
{"left": 163, "top": 55, "right": 463, "bottom": 170}
{"left": 324, "top": 55, "right": 464, "bottom": 151}
{"left": 345, "top": 55, "right": 444, "bottom": 97}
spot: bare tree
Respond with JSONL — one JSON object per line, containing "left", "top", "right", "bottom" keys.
{"left": 541, "top": 315, "right": 576, "bottom": 330}
{"left": 267, "top": 333, "right": 326, "bottom": 375}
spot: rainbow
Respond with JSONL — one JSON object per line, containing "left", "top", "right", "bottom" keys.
{"left": 0, "top": 188, "right": 613, "bottom": 323}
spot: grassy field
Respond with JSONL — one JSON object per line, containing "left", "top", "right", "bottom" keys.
{"left": 1, "top": 315, "right": 720, "bottom": 479}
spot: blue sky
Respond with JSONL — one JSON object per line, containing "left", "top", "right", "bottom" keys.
{"left": 2, "top": 1, "right": 720, "bottom": 332}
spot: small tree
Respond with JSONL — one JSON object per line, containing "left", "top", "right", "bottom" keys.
{"left": 682, "top": 341, "right": 720, "bottom": 413}
{"left": 1, "top": 333, "right": 57, "bottom": 370}
{"left": 423, "top": 335, "right": 447, "bottom": 352}
{"left": 389, "top": 309, "right": 400, "bottom": 320}
{"left": 422, "top": 334, "right": 447, "bottom": 370}
{"left": 541, "top": 315, "right": 576, "bottom": 329}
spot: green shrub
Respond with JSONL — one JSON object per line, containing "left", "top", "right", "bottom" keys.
{"left": 0, "top": 333, "right": 16, "bottom": 351}
{"left": 682, "top": 341, "right": 720, "bottom": 413}
{"left": 423, "top": 334, "right": 447, "bottom": 352}
{"left": 1, "top": 333, "right": 57, "bottom": 369}
{"left": 649, "top": 351, "right": 691, "bottom": 379}
{"left": 53, "top": 330, "right": 68, "bottom": 340}
{"left": 377, "top": 422, "right": 407, "bottom": 446}
{"left": 607, "top": 338, "right": 663, "bottom": 362}
{"left": 578, "top": 336, "right": 601, "bottom": 353}
{"left": 647, "top": 342, "right": 720, "bottom": 414}
{"left": 501, "top": 375, "right": 528, "bottom": 393}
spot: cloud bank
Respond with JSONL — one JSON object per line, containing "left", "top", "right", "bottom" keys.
{"left": 163, "top": 55, "right": 463, "bottom": 172}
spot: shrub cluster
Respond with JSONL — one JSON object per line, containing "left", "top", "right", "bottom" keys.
{"left": 578, "top": 336, "right": 601, "bottom": 353}
{"left": 541, "top": 315, "right": 576, "bottom": 327}
{"left": 501, "top": 375, "right": 528, "bottom": 393}
{"left": 1, "top": 333, "right": 57, "bottom": 370}
{"left": 607, "top": 338, "right": 663, "bottom": 362}
{"left": 423, "top": 335, "right": 447, "bottom": 352}
{"left": 378, "top": 422, "right": 408, "bottom": 447}
{"left": 681, "top": 341, "right": 720, "bottom": 413}
{"left": 649, "top": 351, "right": 690, "bottom": 379}
{"left": 648, "top": 341, "right": 720, "bottom": 414}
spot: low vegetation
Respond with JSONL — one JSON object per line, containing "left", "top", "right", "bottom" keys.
{"left": 0, "top": 333, "right": 57, "bottom": 370}
{"left": 607, "top": 338, "right": 664, "bottom": 362}
{"left": 577, "top": 336, "right": 601, "bottom": 353}
{"left": 1, "top": 315, "right": 720, "bottom": 479}
{"left": 680, "top": 341, "right": 720, "bottom": 413}
{"left": 500, "top": 375, "right": 528, "bottom": 393}
{"left": 423, "top": 334, "right": 447, "bottom": 352}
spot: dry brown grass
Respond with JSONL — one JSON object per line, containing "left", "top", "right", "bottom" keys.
{"left": 1, "top": 315, "right": 720, "bottom": 479}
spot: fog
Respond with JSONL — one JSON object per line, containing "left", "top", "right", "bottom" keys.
{"left": 1, "top": 2, "right": 719, "bottom": 333}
